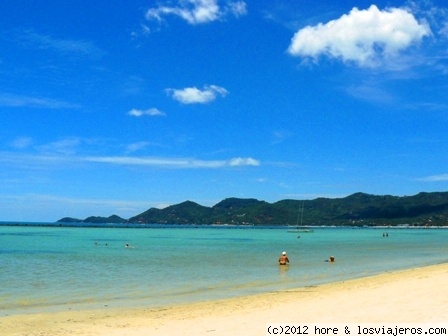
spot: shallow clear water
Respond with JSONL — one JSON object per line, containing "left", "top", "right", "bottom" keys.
{"left": 0, "top": 225, "right": 447, "bottom": 315}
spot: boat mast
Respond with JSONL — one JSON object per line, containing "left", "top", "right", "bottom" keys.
{"left": 300, "top": 201, "right": 304, "bottom": 227}
{"left": 296, "top": 201, "right": 304, "bottom": 227}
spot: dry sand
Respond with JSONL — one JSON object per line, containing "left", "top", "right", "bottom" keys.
{"left": 1, "top": 263, "right": 447, "bottom": 336}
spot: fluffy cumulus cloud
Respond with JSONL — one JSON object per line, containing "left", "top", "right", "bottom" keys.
{"left": 287, "top": 5, "right": 431, "bottom": 67}
{"left": 127, "top": 108, "right": 165, "bottom": 117}
{"left": 146, "top": 0, "right": 247, "bottom": 25}
{"left": 166, "top": 85, "right": 228, "bottom": 104}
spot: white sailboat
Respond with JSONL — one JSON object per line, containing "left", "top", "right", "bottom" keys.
{"left": 287, "top": 201, "right": 313, "bottom": 233}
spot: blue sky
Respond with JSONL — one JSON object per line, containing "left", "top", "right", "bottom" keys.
{"left": 1, "top": 0, "right": 448, "bottom": 222}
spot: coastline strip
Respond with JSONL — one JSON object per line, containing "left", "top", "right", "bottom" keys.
{"left": 1, "top": 263, "right": 447, "bottom": 336}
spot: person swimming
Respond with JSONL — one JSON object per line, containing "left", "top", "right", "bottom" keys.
{"left": 278, "top": 251, "right": 290, "bottom": 265}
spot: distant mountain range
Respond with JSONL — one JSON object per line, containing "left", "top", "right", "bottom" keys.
{"left": 57, "top": 192, "right": 448, "bottom": 226}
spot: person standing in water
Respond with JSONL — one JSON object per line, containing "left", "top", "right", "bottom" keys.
{"left": 278, "top": 251, "right": 290, "bottom": 265}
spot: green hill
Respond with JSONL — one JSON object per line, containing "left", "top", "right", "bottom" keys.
{"left": 57, "top": 214, "right": 127, "bottom": 224}
{"left": 57, "top": 192, "right": 448, "bottom": 226}
{"left": 130, "top": 200, "right": 211, "bottom": 224}
{"left": 125, "top": 192, "right": 448, "bottom": 226}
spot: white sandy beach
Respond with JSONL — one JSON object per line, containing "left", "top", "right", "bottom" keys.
{"left": 2, "top": 263, "right": 447, "bottom": 336}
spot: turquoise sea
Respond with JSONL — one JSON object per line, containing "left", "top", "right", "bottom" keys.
{"left": 0, "top": 224, "right": 447, "bottom": 316}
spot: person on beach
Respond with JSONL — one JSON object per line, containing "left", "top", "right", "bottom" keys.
{"left": 278, "top": 251, "right": 289, "bottom": 265}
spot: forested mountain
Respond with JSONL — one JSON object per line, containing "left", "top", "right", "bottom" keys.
{"left": 58, "top": 192, "right": 448, "bottom": 226}
{"left": 57, "top": 214, "right": 127, "bottom": 224}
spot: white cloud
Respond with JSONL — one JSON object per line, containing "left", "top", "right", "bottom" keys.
{"left": 287, "top": 5, "right": 431, "bottom": 67}
{"left": 127, "top": 108, "right": 166, "bottom": 117}
{"left": 84, "top": 155, "right": 259, "bottom": 168}
{"left": 271, "top": 130, "right": 293, "bottom": 145}
{"left": 417, "top": 174, "right": 448, "bottom": 182}
{"left": 227, "top": 1, "right": 247, "bottom": 17}
{"left": 131, "top": 24, "right": 153, "bottom": 38}
{"left": 37, "top": 137, "right": 82, "bottom": 155}
{"left": 146, "top": 0, "right": 247, "bottom": 25}
{"left": 166, "top": 85, "right": 228, "bottom": 104}
{"left": 125, "top": 141, "right": 151, "bottom": 153}
{"left": 228, "top": 157, "right": 260, "bottom": 167}
{"left": 0, "top": 93, "right": 79, "bottom": 109}
{"left": 405, "top": 0, "right": 448, "bottom": 36}
{"left": 17, "top": 29, "right": 104, "bottom": 58}
{"left": 441, "top": 22, "right": 448, "bottom": 36}
{"left": 346, "top": 83, "right": 396, "bottom": 105}
{"left": 0, "top": 151, "right": 259, "bottom": 170}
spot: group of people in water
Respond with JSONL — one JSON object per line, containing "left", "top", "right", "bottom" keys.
{"left": 278, "top": 251, "right": 335, "bottom": 265}
{"left": 94, "top": 242, "right": 134, "bottom": 248}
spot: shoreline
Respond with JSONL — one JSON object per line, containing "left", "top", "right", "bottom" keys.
{"left": 2, "top": 262, "right": 447, "bottom": 336}
{"left": 1, "top": 222, "right": 448, "bottom": 229}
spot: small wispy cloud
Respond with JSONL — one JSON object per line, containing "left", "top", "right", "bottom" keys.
{"left": 0, "top": 152, "right": 260, "bottom": 170}
{"left": 345, "top": 83, "right": 396, "bottom": 105}
{"left": 127, "top": 108, "right": 166, "bottom": 117}
{"left": 125, "top": 141, "right": 153, "bottom": 154}
{"left": 405, "top": 0, "right": 448, "bottom": 35}
{"left": 16, "top": 29, "right": 104, "bottom": 58}
{"left": 120, "top": 76, "right": 146, "bottom": 96}
{"left": 146, "top": 0, "right": 247, "bottom": 25}
{"left": 228, "top": 157, "right": 259, "bottom": 166}
{"left": 36, "top": 137, "right": 82, "bottom": 155}
{"left": 416, "top": 174, "right": 448, "bottom": 182}
{"left": 287, "top": 5, "right": 431, "bottom": 68}
{"left": 440, "top": 21, "right": 448, "bottom": 36}
{"left": 84, "top": 155, "right": 259, "bottom": 169}
{"left": 10, "top": 137, "right": 33, "bottom": 149}
{"left": 166, "top": 85, "right": 228, "bottom": 104}
{"left": 271, "top": 130, "right": 294, "bottom": 145}
{"left": 0, "top": 93, "right": 79, "bottom": 109}
{"left": 227, "top": 1, "right": 247, "bottom": 17}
